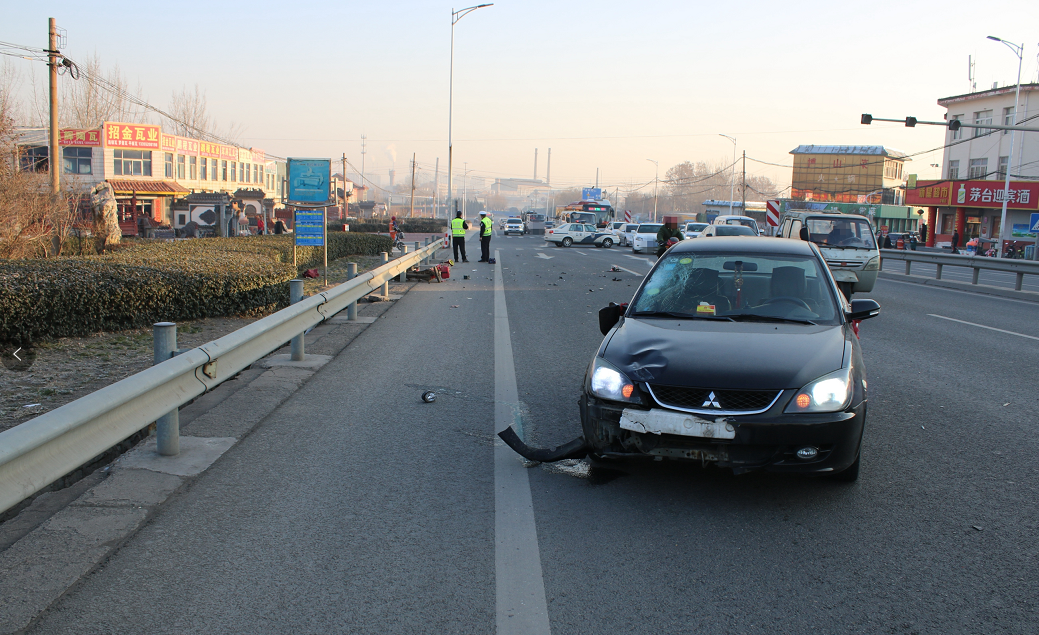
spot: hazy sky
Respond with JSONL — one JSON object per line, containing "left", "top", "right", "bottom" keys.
{"left": 5, "top": 0, "right": 1039, "bottom": 196}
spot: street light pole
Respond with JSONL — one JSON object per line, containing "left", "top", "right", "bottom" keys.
{"left": 647, "top": 159, "right": 658, "bottom": 222}
{"left": 448, "top": 4, "right": 493, "bottom": 217}
{"left": 719, "top": 134, "right": 736, "bottom": 215}
{"left": 987, "top": 36, "right": 1023, "bottom": 259}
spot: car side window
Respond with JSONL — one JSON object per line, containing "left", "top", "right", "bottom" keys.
{"left": 586, "top": 225, "right": 596, "bottom": 232}
{"left": 790, "top": 220, "right": 802, "bottom": 239}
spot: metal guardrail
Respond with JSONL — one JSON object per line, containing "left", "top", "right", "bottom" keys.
{"left": 0, "top": 240, "right": 444, "bottom": 515}
{"left": 879, "top": 248, "right": 1039, "bottom": 291}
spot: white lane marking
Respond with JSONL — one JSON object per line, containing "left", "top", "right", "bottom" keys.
{"left": 928, "top": 314, "right": 1039, "bottom": 341}
{"left": 572, "top": 249, "right": 588, "bottom": 256}
{"left": 535, "top": 252, "right": 553, "bottom": 259}
{"left": 494, "top": 249, "right": 552, "bottom": 635}
{"left": 611, "top": 265, "right": 643, "bottom": 276}
{"left": 624, "top": 254, "right": 654, "bottom": 265}
{"left": 515, "top": 248, "right": 524, "bottom": 250}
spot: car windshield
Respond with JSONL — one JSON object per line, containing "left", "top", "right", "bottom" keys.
{"left": 637, "top": 224, "right": 662, "bottom": 234}
{"left": 631, "top": 251, "right": 840, "bottom": 324}
{"left": 805, "top": 217, "right": 876, "bottom": 249}
{"left": 715, "top": 225, "right": 755, "bottom": 236}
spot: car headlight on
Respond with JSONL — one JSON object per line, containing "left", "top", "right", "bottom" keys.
{"left": 589, "top": 357, "right": 640, "bottom": 403}
{"left": 785, "top": 366, "right": 854, "bottom": 413}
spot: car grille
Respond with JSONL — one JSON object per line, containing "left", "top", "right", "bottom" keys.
{"left": 649, "top": 385, "right": 781, "bottom": 413}
{"left": 826, "top": 259, "right": 864, "bottom": 268}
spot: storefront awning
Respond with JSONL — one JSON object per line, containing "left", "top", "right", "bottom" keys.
{"left": 107, "top": 179, "right": 189, "bottom": 196}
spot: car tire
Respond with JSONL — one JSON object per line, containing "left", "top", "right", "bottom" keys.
{"left": 602, "top": 238, "right": 613, "bottom": 248}
{"left": 561, "top": 237, "right": 573, "bottom": 247}
{"left": 831, "top": 452, "right": 860, "bottom": 482}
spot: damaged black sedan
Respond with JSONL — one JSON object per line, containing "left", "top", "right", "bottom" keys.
{"left": 582, "top": 236, "right": 880, "bottom": 481}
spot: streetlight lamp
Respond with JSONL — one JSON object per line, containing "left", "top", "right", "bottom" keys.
{"left": 986, "top": 36, "right": 1023, "bottom": 259}
{"left": 448, "top": 4, "right": 493, "bottom": 217}
{"left": 719, "top": 134, "right": 736, "bottom": 214}
{"left": 646, "top": 159, "right": 658, "bottom": 222}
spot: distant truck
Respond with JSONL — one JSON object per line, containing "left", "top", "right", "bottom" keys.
{"left": 561, "top": 199, "right": 615, "bottom": 228}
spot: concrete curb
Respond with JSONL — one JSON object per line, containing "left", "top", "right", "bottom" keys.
{"left": 878, "top": 271, "right": 1039, "bottom": 303}
{"left": 0, "top": 278, "right": 421, "bottom": 635}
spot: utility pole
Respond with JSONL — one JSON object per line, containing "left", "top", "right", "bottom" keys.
{"left": 408, "top": 153, "right": 417, "bottom": 217}
{"left": 533, "top": 148, "right": 538, "bottom": 180}
{"left": 342, "top": 153, "right": 347, "bottom": 220}
{"left": 546, "top": 148, "right": 551, "bottom": 186}
{"left": 433, "top": 157, "right": 440, "bottom": 219}
{"left": 741, "top": 150, "right": 746, "bottom": 212}
{"left": 47, "top": 18, "right": 59, "bottom": 196}
{"left": 360, "top": 134, "right": 367, "bottom": 201}
{"left": 463, "top": 161, "right": 468, "bottom": 218}
{"left": 595, "top": 168, "right": 599, "bottom": 189}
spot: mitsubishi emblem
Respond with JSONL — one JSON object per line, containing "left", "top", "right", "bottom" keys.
{"left": 702, "top": 391, "right": 721, "bottom": 409}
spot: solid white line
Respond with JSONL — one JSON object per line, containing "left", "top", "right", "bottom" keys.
{"left": 928, "top": 314, "right": 1039, "bottom": 341}
{"left": 624, "top": 254, "right": 655, "bottom": 266}
{"left": 494, "top": 249, "right": 552, "bottom": 635}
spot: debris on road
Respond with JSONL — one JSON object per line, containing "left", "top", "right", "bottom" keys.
{"left": 421, "top": 391, "right": 437, "bottom": 403}
{"left": 497, "top": 426, "right": 588, "bottom": 462}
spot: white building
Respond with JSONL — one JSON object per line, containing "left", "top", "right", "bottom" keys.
{"left": 919, "top": 83, "right": 1039, "bottom": 246}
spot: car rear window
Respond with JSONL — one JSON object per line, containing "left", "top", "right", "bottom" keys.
{"left": 715, "top": 225, "right": 755, "bottom": 236}
{"left": 631, "top": 251, "right": 839, "bottom": 324}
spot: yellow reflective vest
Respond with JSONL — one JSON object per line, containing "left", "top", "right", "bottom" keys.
{"left": 480, "top": 216, "right": 493, "bottom": 236}
{"left": 451, "top": 217, "right": 466, "bottom": 236}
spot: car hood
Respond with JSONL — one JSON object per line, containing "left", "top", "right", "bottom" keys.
{"left": 603, "top": 317, "right": 847, "bottom": 390}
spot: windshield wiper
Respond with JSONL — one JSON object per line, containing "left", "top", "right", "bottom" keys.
{"left": 727, "top": 313, "right": 817, "bottom": 326}
{"left": 631, "top": 310, "right": 734, "bottom": 321}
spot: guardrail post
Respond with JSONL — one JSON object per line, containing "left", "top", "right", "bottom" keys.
{"left": 415, "top": 241, "right": 421, "bottom": 265}
{"left": 972, "top": 267, "right": 980, "bottom": 285}
{"left": 346, "top": 263, "right": 358, "bottom": 320}
{"left": 905, "top": 259, "right": 911, "bottom": 275}
{"left": 1015, "top": 271, "right": 1024, "bottom": 291}
{"left": 380, "top": 252, "right": 389, "bottom": 297}
{"left": 399, "top": 245, "right": 410, "bottom": 282}
{"left": 290, "top": 279, "right": 305, "bottom": 361}
{"left": 935, "top": 263, "right": 943, "bottom": 280}
{"left": 152, "top": 322, "right": 180, "bottom": 456}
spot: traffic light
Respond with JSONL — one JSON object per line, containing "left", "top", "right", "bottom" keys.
{"left": 948, "top": 119, "right": 961, "bottom": 131}
{"left": 861, "top": 114, "right": 873, "bottom": 125}
{"left": 905, "top": 117, "right": 917, "bottom": 127}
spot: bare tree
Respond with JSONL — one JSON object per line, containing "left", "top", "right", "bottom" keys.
{"left": 60, "top": 53, "right": 147, "bottom": 128}
{"left": 0, "top": 59, "right": 22, "bottom": 126}
{"left": 165, "top": 84, "right": 210, "bottom": 138}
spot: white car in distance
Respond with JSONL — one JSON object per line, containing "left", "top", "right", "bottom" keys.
{"left": 684, "top": 222, "right": 709, "bottom": 238}
{"left": 631, "top": 223, "right": 664, "bottom": 253}
{"left": 503, "top": 218, "right": 526, "bottom": 235}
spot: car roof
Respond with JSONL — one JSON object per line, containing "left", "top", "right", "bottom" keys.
{"left": 670, "top": 236, "right": 816, "bottom": 255}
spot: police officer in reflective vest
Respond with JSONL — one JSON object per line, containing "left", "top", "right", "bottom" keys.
{"left": 478, "top": 210, "right": 493, "bottom": 262}
{"left": 451, "top": 211, "right": 469, "bottom": 262}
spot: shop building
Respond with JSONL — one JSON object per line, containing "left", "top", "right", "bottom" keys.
{"left": 15, "top": 122, "right": 276, "bottom": 236}
{"left": 914, "top": 83, "right": 1039, "bottom": 249}
{"left": 789, "top": 145, "right": 909, "bottom": 205}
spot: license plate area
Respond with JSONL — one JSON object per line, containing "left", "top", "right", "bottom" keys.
{"left": 620, "top": 408, "right": 736, "bottom": 440}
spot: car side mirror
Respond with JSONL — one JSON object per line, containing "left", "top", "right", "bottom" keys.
{"left": 599, "top": 302, "right": 623, "bottom": 335}
{"left": 846, "top": 299, "right": 881, "bottom": 321}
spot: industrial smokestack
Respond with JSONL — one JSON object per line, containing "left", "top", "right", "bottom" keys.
{"left": 534, "top": 148, "right": 538, "bottom": 181}
{"left": 546, "top": 148, "right": 551, "bottom": 187}
{"left": 389, "top": 169, "right": 395, "bottom": 187}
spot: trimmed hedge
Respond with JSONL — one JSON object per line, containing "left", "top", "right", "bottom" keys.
{"left": 338, "top": 219, "right": 447, "bottom": 234}
{"left": 0, "top": 234, "right": 393, "bottom": 345}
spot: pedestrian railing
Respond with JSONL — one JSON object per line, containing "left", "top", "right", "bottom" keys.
{"left": 879, "top": 249, "right": 1039, "bottom": 291}
{"left": 0, "top": 240, "right": 443, "bottom": 516}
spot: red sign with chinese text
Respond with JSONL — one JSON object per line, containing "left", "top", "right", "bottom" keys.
{"left": 104, "top": 123, "right": 161, "bottom": 149}
{"left": 954, "top": 180, "right": 1038, "bottom": 209}
{"left": 60, "top": 128, "right": 102, "bottom": 147}
{"left": 905, "top": 180, "right": 952, "bottom": 206}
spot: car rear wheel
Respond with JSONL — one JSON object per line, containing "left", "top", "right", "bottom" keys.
{"left": 561, "top": 237, "right": 573, "bottom": 247}
{"left": 601, "top": 238, "right": 613, "bottom": 248}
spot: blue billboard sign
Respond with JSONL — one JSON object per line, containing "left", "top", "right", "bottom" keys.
{"left": 288, "top": 158, "right": 331, "bottom": 204}
{"left": 582, "top": 187, "right": 602, "bottom": 201}
{"left": 294, "top": 209, "right": 325, "bottom": 246}
{"left": 1031, "top": 213, "right": 1039, "bottom": 233}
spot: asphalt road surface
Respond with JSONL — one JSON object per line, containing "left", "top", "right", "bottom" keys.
{"left": 880, "top": 257, "right": 1039, "bottom": 293}
{"left": 27, "top": 233, "right": 1039, "bottom": 634}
